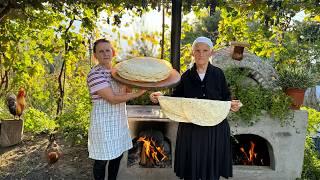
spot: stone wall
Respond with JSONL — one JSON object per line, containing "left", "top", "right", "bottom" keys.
{"left": 212, "top": 47, "right": 278, "bottom": 89}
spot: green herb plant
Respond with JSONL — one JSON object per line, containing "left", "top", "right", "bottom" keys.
{"left": 225, "top": 67, "right": 292, "bottom": 125}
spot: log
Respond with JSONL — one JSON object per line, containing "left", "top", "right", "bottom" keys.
{"left": 0, "top": 119, "right": 23, "bottom": 147}
{"left": 140, "top": 144, "right": 147, "bottom": 166}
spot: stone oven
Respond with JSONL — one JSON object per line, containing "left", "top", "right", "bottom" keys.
{"left": 116, "top": 47, "right": 308, "bottom": 180}
{"left": 117, "top": 107, "right": 307, "bottom": 180}
{"left": 118, "top": 106, "right": 178, "bottom": 180}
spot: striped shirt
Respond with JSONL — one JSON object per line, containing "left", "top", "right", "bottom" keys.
{"left": 87, "top": 64, "right": 111, "bottom": 101}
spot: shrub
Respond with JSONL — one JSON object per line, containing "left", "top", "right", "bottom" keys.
{"left": 24, "top": 107, "right": 58, "bottom": 134}
{"left": 0, "top": 98, "right": 12, "bottom": 119}
{"left": 224, "top": 67, "right": 292, "bottom": 125}
{"left": 300, "top": 107, "right": 320, "bottom": 180}
{"left": 57, "top": 84, "right": 91, "bottom": 144}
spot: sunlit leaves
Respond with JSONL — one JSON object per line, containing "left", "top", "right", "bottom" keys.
{"left": 24, "top": 107, "right": 58, "bottom": 134}
{"left": 124, "top": 31, "right": 161, "bottom": 57}
{"left": 0, "top": 0, "right": 318, "bottom": 144}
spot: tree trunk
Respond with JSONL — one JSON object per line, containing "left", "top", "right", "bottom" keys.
{"left": 209, "top": 0, "right": 217, "bottom": 16}
{"left": 303, "top": 87, "right": 320, "bottom": 111}
{"left": 0, "top": 53, "right": 10, "bottom": 96}
{"left": 56, "top": 19, "right": 74, "bottom": 115}
{"left": 57, "top": 59, "right": 66, "bottom": 115}
{"left": 0, "top": 1, "right": 12, "bottom": 23}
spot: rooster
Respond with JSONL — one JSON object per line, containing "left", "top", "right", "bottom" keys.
{"left": 6, "top": 87, "right": 26, "bottom": 120}
{"left": 46, "top": 134, "right": 62, "bottom": 164}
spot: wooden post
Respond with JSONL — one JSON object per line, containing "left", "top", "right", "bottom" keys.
{"left": 170, "top": 0, "right": 182, "bottom": 72}
{"left": 0, "top": 119, "right": 23, "bottom": 147}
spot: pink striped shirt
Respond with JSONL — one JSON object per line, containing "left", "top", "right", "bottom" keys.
{"left": 87, "top": 65, "right": 111, "bottom": 101}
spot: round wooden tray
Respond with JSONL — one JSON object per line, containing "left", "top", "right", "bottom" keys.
{"left": 111, "top": 68, "right": 181, "bottom": 89}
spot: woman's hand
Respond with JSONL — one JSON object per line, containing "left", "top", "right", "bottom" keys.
{"left": 230, "top": 100, "right": 243, "bottom": 112}
{"left": 149, "top": 91, "right": 163, "bottom": 104}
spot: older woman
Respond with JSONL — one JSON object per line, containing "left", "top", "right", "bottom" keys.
{"left": 87, "top": 39, "right": 146, "bottom": 180}
{"left": 150, "top": 37, "right": 241, "bottom": 180}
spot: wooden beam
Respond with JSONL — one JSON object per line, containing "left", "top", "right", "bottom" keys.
{"left": 170, "top": 0, "right": 182, "bottom": 72}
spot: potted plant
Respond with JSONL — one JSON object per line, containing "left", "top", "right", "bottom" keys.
{"left": 276, "top": 65, "right": 317, "bottom": 109}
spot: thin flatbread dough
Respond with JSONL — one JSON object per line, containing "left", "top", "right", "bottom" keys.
{"left": 158, "top": 96, "right": 231, "bottom": 126}
{"left": 115, "top": 57, "right": 172, "bottom": 82}
{"left": 157, "top": 96, "right": 188, "bottom": 123}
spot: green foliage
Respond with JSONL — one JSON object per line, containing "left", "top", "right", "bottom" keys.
{"left": 0, "top": 2, "right": 93, "bottom": 143}
{"left": 24, "top": 107, "right": 58, "bottom": 134}
{"left": 268, "top": 90, "right": 293, "bottom": 125}
{"left": 213, "top": 1, "right": 318, "bottom": 60}
{"left": 56, "top": 75, "right": 91, "bottom": 144}
{"left": 215, "top": 6, "right": 282, "bottom": 58}
{"left": 224, "top": 67, "right": 292, "bottom": 125}
{"left": 224, "top": 68, "right": 251, "bottom": 90}
{"left": 1, "top": 0, "right": 319, "bottom": 146}
{"left": 275, "top": 21, "right": 320, "bottom": 87}
{"left": 0, "top": 98, "right": 12, "bottom": 119}
{"left": 57, "top": 107, "right": 90, "bottom": 145}
{"left": 231, "top": 85, "right": 269, "bottom": 124}
{"left": 300, "top": 107, "right": 320, "bottom": 180}
{"left": 301, "top": 136, "right": 320, "bottom": 180}
{"left": 181, "top": 10, "right": 221, "bottom": 45}
{"left": 125, "top": 32, "right": 161, "bottom": 58}
{"left": 302, "top": 107, "right": 320, "bottom": 135}
{"left": 127, "top": 89, "right": 171, "bottom": 105}
{"left": 179, "top": 44, "right": 193, "bottom": 72}
{"left": 276, "top": 65, "right": 318, "bottom": 90}
{"left": 278, "top": 21, "right": 320, "bottom": 66}
{"left": 127, "top": 91, "right": 154, "bottom": 105}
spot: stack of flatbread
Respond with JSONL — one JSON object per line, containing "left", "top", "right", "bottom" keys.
{"left": 158, "top": 96, "right": 231, "bottom": 126}
{"left": 115, "top": 57, "right": 172, "bottom": 82}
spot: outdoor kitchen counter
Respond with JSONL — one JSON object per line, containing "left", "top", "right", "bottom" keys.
{"left": 127, "top": 105, "right": 170, "bottom": 122}
{"left": 124, "top": 105, "right": 309, "bottom": 180}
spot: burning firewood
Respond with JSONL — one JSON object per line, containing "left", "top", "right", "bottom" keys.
{"left": 240, "top": 141, "right": 257, "bottom": 165}
{"left": 137, "top": 136, "right": 168, "bottom": 167}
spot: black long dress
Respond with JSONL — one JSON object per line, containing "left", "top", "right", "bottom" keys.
{"left": 172, "top": 63, "right": 232, "bottom": 180}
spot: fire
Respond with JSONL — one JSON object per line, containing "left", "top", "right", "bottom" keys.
{"left": 137, "top": 136, "right": 168, "bottom": 165}
{"left": 240, "top": 141, "right": 258, "bottom": 165}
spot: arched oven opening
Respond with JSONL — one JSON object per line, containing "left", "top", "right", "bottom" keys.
{"left": 127, "top": 121, "right": 174, "bottom": 168}
{"left": 232, "top": 134, "right": 274, "bottom": 169}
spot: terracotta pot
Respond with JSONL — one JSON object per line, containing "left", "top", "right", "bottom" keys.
{"left": 285, "top": 88, "right": 306, "bottom": 110}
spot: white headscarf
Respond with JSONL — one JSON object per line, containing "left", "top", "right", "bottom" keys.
{"left": 192, "top": 36, "right": 213, "bottom": 50}
{"left": 189, "top": 37, "right": 214, "bottom": 69}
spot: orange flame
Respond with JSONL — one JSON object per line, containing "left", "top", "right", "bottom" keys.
{"left": 137, "top": 136, "right": 168, "bottom": 163}
{"left": 240, "top": 141, "right": 257, "bottom": 165}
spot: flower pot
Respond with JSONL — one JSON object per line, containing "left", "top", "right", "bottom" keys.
{"left": 285, "top": 88, "right": 306, "bottom": 110}
{"left": 0, "top": 119, "right": 24, "bottom": 147}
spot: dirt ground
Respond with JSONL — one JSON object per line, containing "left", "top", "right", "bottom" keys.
{"left": 0, "top": 133, "right": 94, "bottom": 180}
